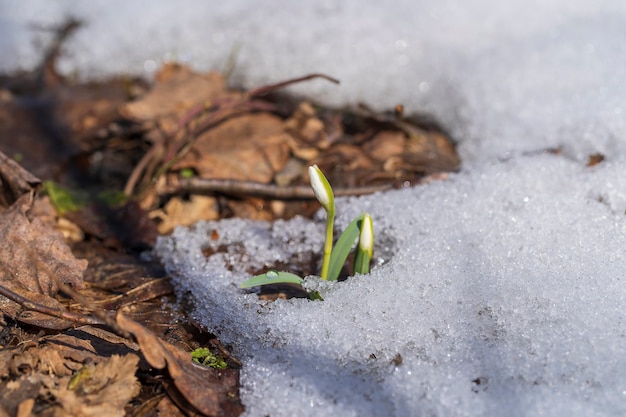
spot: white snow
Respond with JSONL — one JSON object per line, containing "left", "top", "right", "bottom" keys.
{"left": 3, "top": 1, "right": 626, "bottom": 416}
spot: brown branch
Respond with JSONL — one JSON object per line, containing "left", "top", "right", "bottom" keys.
{"left": 124, "top": 140, "right": 164, "bottom": 196}
{"left": 247, "top": 73, "right": 340, "bottom": 97}
{"left": 0, "top": 284, "right": 105, "bottom": 326}
{"left": 34, "top": 17, "right": 83, "bottom": 89}
{"left": 165, "top": 177, "right": 391, "bottom": 199}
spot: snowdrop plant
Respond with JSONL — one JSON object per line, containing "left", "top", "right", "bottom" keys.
{"left": 240, "top": 165, "right": 374, "bottom": 292}
{"left": 308, "top": 164, "right": 335, "bottom": 279}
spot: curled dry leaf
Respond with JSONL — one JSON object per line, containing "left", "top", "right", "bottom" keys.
{"left": 50, "top": 354, "right": 141, "bottom": 417}
{"left": 1, "top": 333, "right": 139, "bottom": 417}
{"left": 0, "top": 151, "right": 41, "bottom": 211}
{"left": 116, "top": 311, "right": 242, "bottom": 417}
{"left": 0, "top": 194, "right": 87, "bottom": 329}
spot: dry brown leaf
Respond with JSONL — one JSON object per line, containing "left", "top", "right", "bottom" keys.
{"left": 157, "top": 395, "right": 189, "bottom": 417}
{"left": 284, "top": 101, "right": 331, "bottom": 148}
{"left": 116, "top": 311, "right": 241, "bottom": 417}
{"left": 0, "top": 332, "right": 141, "bottom": 416}
{"left": 4, "top": 333, "right": 98, "bottom": 380}
{"left": 16, "top": 398, "right": 34, "bottom": 417}
{"left": 587, "top": 152, "right": 605, "bottom": 167}
{"left": 0, "top": 194, "right": 86, "bottom": 294}
{"left": 227, "top": 199, "right": 274, "bottom": 221}
{"left": 151, "top": 195, "right": 219, "bottom": 235}
{"left": 7, "top": 347, "right": 39, "bottom": 376}
{"left": 36, "top": 334, "right": 100, "bottom": 376}
{"left": 0, "top": 373, "right": 51, "bottom": 417}
{"left": 0, "top": 350, "right": 14, "bottom": 379}
{"left": 50, "top": 354, "right": 141, "bottom": 417}
{"left": 173, "top": 113, "right": 291, "bottom": 183}
{"left": 363, "top": 130, "right": 406, "bottom": 162}
{"left": 0, "top": 193, "right": 87, "bottom": 329}
{"left": 0, "top": 150, "right": 41, "bottom": 210}
{"left": 121, "top": 64, "right": 233, "bottom": 123}
{"left": 404, "top": 131, "right": 461, "bottom": 174}
{"left": 29, "top": 196, "right": 84, "bottom": 242}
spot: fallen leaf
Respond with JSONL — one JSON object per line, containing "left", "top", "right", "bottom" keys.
{"left": 0, "top": 193, "right": 87, "bottom": 329}
{"left": 363, "top": 130, "right": 406, "bottom": 162}
{"left": 151, "top": 195, "right": 219, "bottom": 235}
{"left": 116, "top": 311, "right": 242, "bottom": 416}
{"left": 16, "top": 398, "right": 34, "bottom": 417}
{"left": 0, "top": 373, "right": 49, "bottom": 417}
{"left": 587, "top": 152, "right": 604, "bottom": 167}
{"left": 0, "top": 150, "right": 41, "bottom": 210}
{"left": 172, "top": 113, "right": 291, "bottom": 183}
{"left": 36, "top": 333, "right": 100, "bottom": 376}
{"left": 50, "top": 354, "right": 141, "bottom": 417}
{"left": 121, "top": 65, "right": 232, "bottom": 123}
{"left": 404, "top": 131, "right": 461, "bottom": 174}
{"left": 284, "top": 101, "right": 332, "bottom": 148}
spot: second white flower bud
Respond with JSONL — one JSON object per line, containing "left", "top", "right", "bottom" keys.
{"left": 359, "top": 213, "right": 374, "bottom": 256}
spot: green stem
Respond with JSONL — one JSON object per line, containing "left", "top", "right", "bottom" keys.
{"left": 320, "top": 207, "right": 335, "bottom": 280}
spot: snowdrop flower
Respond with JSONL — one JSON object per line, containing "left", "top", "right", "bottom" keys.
{"left": 308, "top": 164, "right": 334, "bottom": 213}
{"left": 308, "top": 164, "right": 335, "bottom": 279}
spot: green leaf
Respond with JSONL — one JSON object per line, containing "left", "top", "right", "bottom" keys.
{"left": 307, "top": 290, "right": 324, "bottom": 301}
{"left": 179, "top": 168, "right": 196, "bottom": 179}
{"left": 97, "top": 189, "right": 128, "bottom": 207}
{"left": 327, "top": 213, "right": 365, "bottom": 281}
{"left": 42, "top": 181, "right": 85, "bottom": 215}
{"left": 239, "top": 270, "right": 304, "bottom": 288}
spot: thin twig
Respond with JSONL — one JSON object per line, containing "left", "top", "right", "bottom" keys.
{"left": 34, "top": 17, "right": 83, "bottom": 89}
{"left": 0, "top": 284, "right": 105, "bottom": 326}
{"left": 124, "top": 140, "right": 163, "bottom": 196}
{"left": 247, "top": 73, "right": 340, "bottom": 97}
{"left": 34, "top": 257, "right": 133, "bottom": 340}
{"left": 166, "top": 177, "right": 392, "bottom": 199}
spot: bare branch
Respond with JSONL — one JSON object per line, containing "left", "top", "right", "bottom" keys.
{"left": 165, "top": 177, "right": 391, "bottom": 200}
{"left": 0, "top": 284, "right": 105, "bottom": 326}
{"left": 247, "top": 73, "right": 340, "bottom": 97}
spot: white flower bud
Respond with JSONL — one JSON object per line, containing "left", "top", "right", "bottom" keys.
{"left": 359, "top": 213, "right": 374, "bottom": 256}
{"left": 308, "top": 165, "right": 334, "bottom": 213}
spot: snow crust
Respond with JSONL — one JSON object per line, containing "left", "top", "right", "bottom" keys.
{"left": 156, "top": 157, "right": 626, "bottom": 417}
{"left": 3, "top": 1, "right": 626, "bottom": 416}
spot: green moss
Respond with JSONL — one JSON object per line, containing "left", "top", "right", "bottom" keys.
{"left": 191, "top": 347, "right": 227, "bottom": 369}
